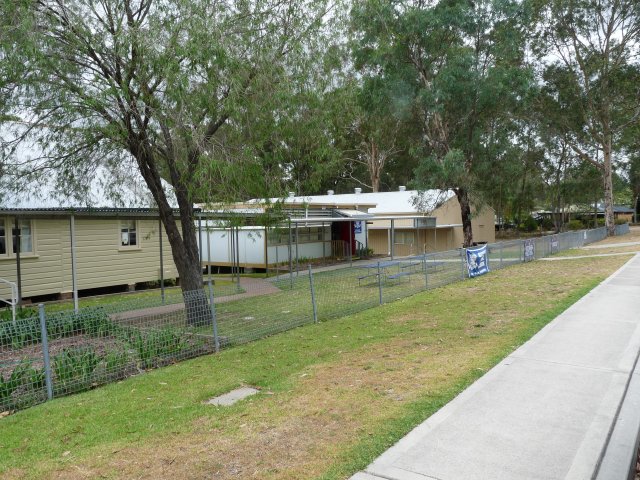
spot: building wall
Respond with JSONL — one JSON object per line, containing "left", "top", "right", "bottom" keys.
{"left": 418, "top": 228, "right": 455, "bottom": 252}
{"left": 364, "top": 197, "right": 495, "bottom": 255}
{"left": 433, "top": 198, "right": 495, "bottom": 246}
{"left": 368, "top": 229, "right": 389, "bottom": 255}
{"left": 615, "top": 213, "right": 633, "bottom": 222}
{"left": 68, "top": 218, "right": 179, "bottom": 294}
{"left": 367, "top": 227, "right": 456, "bottom": 256}
{"left": 199, "top": 227, "right": 267, "bottom": 267}
{"left": 0, "top": 217, "right": 179, "bottom": 299}
{"left": 0, "top": 218, "right": 66, "bottom": 299}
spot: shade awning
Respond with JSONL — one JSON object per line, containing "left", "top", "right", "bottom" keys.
{"left": 334, "top": 209, "right": 374, "bottom": 219}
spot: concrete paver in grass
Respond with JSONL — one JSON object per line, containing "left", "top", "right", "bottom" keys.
{"left": 204, "top": 387, "right": 260, "bottom": 406}
{"left": 351, "top": 254, "right": 640, "bottom": 480}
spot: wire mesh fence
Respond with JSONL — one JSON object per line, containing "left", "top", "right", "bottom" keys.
{"left": 0, "top": 290, "right": 219, "bottom": 411}
{"left": 0, "top": 224, "right": 630, "bottom": 412}
{"left": 615, "top": 223, "right": 631, "bottom": 236}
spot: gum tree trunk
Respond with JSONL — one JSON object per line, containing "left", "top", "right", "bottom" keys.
{"left": 602, "top": 140, "right": 615, "bottom": 236}
{"left": 133, "top": 146, "right": 207, "bottom": 327}
{"left": 455, "top": 188, "right": 473, "bottom": 248}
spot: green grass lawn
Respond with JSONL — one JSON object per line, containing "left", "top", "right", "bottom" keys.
{"left": 1, "top": 278, "right": 243, "bottom": 321}
{"left": 0, "top": 255, "right": 630, "bottom": 480}
{"left": 554, "top": 246, "right": 640, "bottom": 257}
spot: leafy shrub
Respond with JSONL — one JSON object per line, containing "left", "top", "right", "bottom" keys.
{"left": 95, "top": 349, "right": 131, "bottom": 382}
{"left": 0, "top": 361, "right": 45, "bottom": 410}
{"left": 357, "top": 247, "right": 374, "bottom": 258}
{"left": 0, "top": 307, "right": 118, "bottom": 349}
{"left": 78, "top": 309, "right": 120, "bottom": 337}
{"left": 567, "top": 220, "right": 584, "bottom": 231}
{"left": 0, "top": 319, "right": 41, "bottom": 349}
{"left": 0, "top": 307, "right": 38, "bottom": 324}
{"left": 540, "top": 218, "right": 555, "bottom": 231}
{"left": 53, "top": 347, "right": 100, "bottom": 394}
{"left": 26, "top": 366, "right": 46, "bottom": 391}
{"left": 518, "top": 216, "right": 538, "bottom": 232}
{"left": 125, "top": 328, "right": 188, "bottom": 369}
{"left": 0, "top": 363, "right": 29, "bottom": 407}
{"left": 615, "top": 218, "right": 629, "bottom": 225}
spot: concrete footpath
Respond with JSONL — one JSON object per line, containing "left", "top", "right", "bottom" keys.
{"left": 352, "top": 254, "right": 640, "bottom": 480}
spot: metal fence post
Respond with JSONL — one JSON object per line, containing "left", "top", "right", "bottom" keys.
{"left": 159, "top": 217, "right": 165, "bottom": 304}
{"left": 288, "top": 220, "right": 293, "bottom": 290}
{"left": 423, "top": 254, "right": 429, "bottom": 289}
{"left": 308, "top": 265, "right": 318, "bottom": 323}
{"left": 207, "top": 279, "right": 220, "bottom": 353}
{"left": 377, "top": 261, "right": 383, "bottom": 305}
{"left": 499, "top": 243, "right": 503, "bottom": 269}
{"left": 38, "top": 304, "right": 53, "bottom": 400}
{"left": 460, "top": 249, "right": 466, "bottom": 279}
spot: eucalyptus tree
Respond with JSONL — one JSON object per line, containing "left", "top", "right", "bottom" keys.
{"left": 341, "top": 79, "right": 408, "bottom": 193}
{"left": 351, "top": 0, "right": 533, "bottom": 246}
{"left": 1, "top": 0, "right": 338, "bottom": 306}
{"left": 623, "top": 125, "right": 640, "bottom": 221}
{"left": 534, "top": 0, "right": 640, "bottom": 235}
{"left": 630, "top": 156, "right": 640, "bottom": 221}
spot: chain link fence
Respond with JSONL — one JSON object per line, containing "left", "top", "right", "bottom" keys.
{"left": 0, "top": 225, "right": 629, "bottom": 412}
{"left": 615, "top": 223, "right": 631, "bottom": 236}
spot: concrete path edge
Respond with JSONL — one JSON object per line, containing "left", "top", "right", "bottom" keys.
{"left": 594, "top": 340, "right": 640, "bottom": 480}
{"left": 350, "top": 254, "right": 640, "bottom": 480}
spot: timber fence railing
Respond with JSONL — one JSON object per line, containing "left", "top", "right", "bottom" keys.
{"left": 0, "top": 224, "right": 629, "bottom": 412}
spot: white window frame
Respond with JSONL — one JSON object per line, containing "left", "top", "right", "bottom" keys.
{"left": 119, "top": 220, "right": 140, "bottom": 249}
{"left": 0, "top": 219, "right": 9, "bottom": 257}
{"left": 394, "top": 230, "right": 415, "bottom": 245}
{"left": 11, "top": 218, "right": 35, "bottom": 256}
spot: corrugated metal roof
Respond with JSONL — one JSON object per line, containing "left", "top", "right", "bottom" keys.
{"left": 248, "top": 189, "right": 454, "bottom": 214}
{"left": 0, "top": 207, "right": 195, "bottom": 218}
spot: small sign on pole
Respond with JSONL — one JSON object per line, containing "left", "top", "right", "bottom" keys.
{"left": 466, "top": 244, "right": 490, "bottom": 278}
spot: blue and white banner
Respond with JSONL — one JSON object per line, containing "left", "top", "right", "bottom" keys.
{"left": 466, "top": 244, "right": 489, "bottom": 278}
{"left": 354, "top": 221, "right": 362, "bottom": 234}
{"left": 524, "top": 239, "right": 535, "bottom": 262}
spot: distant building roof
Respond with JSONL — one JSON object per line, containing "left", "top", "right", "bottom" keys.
{"left": 612, "top": 205, "right": 635, "bottom": 214}
{"left": 593, "top": 205, "right": 635, "bottom": 214}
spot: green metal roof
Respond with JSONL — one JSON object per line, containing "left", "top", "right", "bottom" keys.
{"left": 0, "top": 207, "right": 196, "bottom": 218}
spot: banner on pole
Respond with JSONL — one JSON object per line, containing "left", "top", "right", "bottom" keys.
{"left": 466, "top": 244, "right": 489, "bottom": 278}
{"left": 354, "top": 221, "right": 362, "bottom": 234}
{"left": 524, "top": 239, "right": 535, "bottom": 262}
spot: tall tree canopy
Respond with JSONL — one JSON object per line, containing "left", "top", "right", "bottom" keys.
{"left": 1, "top": 0, "right": 338, "bottom": 299}
{"left": 534, "top": 0, "right": 640, "bottom": 235}
{"left": 351, "top": 0, "right": 532, "bottom": 246}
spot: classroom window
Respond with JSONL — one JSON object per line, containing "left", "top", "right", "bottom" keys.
{"left": 394, "top": 231, "right": 415, "bottom": 245}
{"left": 120, "top": 220, "right": 138, "bottom": 247}
{"left": 268, "top": 227, "right": 326, "bottom": 245}
{"left": 0, "top": 223, "right": 6, "bottom": 255}
{"left": 12, "top": 220, "right": 33, "bottom": 254}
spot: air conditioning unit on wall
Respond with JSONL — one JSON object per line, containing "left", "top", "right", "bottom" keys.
{"left": 414, "top": 217, "right": 437, "bottom": 228}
